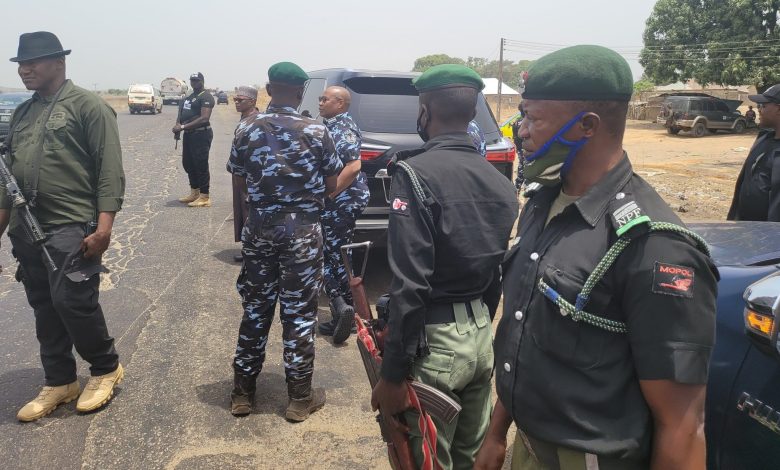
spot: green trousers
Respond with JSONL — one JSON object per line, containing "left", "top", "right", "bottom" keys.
{"left": 405, "top": 299, "right": 494, "bottom": 470}
{"left": 511, "top": 431, "right": 649, "bottom": 470}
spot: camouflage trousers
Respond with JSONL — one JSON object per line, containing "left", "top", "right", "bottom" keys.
{"left": 233, "top": 211, "right": 323, "bottom": 381}
{"left": 322, "top": 196, "right": 367, "bottom": 302}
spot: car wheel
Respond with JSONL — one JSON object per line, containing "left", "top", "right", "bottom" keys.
{"left": 693, "top": 122, "right": 707, "bottom": 137}
{"left": 734, "top": 121, "right": 746, "bottom": 134}
{"left": 667, "top": 127, "right": 681, "bottom": 135}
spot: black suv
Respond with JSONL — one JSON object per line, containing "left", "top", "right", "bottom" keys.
{"left": 299, "top": 69, "right": 516, "bottom": 242}
{"left": 659, "top": 93, "right": 747, "bottom": 137}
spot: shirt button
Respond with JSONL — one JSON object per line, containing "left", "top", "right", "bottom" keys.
{"left": 503, "top": 362, "right": 511, "bottom": 373}
{"left": 530, "top": 252, "right": 539, "bottom": 261}
{"left": 616, "top": 192, "right": 625, "bottom": 200}
{"left": 514, "top": 310, "right": 524, "bottom": 320}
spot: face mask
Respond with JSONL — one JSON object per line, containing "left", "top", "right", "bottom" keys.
{"left": 416, "top": 108, "right": 430, "bottom": 142}
{"left": 523, "top": 112, "right": 589, "bottom": 186}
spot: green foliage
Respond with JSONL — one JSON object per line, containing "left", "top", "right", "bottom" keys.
{"left": 641, "top": 0, "right": 780, "bottom": 90}
{"left": 412, "top": 55, "right": 533, "bottom": 90}
{"left": 412, "top": 54, "right": 464, "bottom": 72}
{"left": 106, "top": 89, "right": 125, "bottom": 95}
{"left": 633, "top": 78, "right": 656, "bottom": 92}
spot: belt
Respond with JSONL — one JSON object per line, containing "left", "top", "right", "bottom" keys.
{"left": 184, "top": 125, "right": 211, "bottom": 132}
{"left": 426, "top": 299, "right": 479, "bottom": 324}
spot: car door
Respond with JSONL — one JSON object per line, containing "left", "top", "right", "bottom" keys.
{"left": 716, "top": 100, "right": 736, "bottom": 129}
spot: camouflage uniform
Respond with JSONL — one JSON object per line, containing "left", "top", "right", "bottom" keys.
{"left": 467, "top": 120, "right": 487, "bottom": 158}
{"left": 227, "top": 105, "right": 341, "bottom": 382}
{"left": 322, "top": 112, "right": 370, "bottom": 305}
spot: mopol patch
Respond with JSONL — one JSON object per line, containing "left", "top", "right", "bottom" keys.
{"left": 391, "top": 196, "right": 409, "bottom": 215}
{"left": 652, "top": 262, "right": 695, "bottom": 298}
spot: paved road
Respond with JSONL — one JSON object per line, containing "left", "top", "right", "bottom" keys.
{"left": 0, "top": 103, "right": 398, "bottom": 469}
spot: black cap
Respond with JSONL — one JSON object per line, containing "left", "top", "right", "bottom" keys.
{"left": 10, "top": 31, "right": 71, "bottom": 63}
{"left": 190, "top": 72, "right": 204, "bottom": 81}
{"left": 748, "top": 84, "right": 780, "bottom": 103}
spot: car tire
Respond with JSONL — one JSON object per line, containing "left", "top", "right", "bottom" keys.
{"left": 734, "top": 121, "right": 746, "bottom": 134}
{"left": 667, "top": 127, "right": 681, "bottom": 135}
{"left": 693, "top": 122, "right": 707, "bottom": 138}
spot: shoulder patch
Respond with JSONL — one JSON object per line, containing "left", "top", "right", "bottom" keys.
{"left": 391, "top": 196, "right": 409, "bottom": 216}
{"left": 611, "top": 199, "right": 650, "bottom": 236}
{"left": 652, "top": 262, "right": 694, "bottom": 298}
{"left": 344, "top": 131, "right": 357, "bottom": 144}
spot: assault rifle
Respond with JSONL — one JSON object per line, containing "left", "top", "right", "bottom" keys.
{"left": 0, "top": 145, "right": 57, "bottom": 271}
{"left": 341, "top": 241, "right": 460, "bottom": 470}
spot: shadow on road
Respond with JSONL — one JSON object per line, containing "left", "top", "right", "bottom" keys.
{"left": 212, "top": 248, "right": 243, "bottom": 266}
{"left": 195, "top": 372, "right": 288, "bottom": 417}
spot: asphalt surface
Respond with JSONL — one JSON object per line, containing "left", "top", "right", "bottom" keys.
{"left": 0, "top": 104, "right": 402, "bottom": 469}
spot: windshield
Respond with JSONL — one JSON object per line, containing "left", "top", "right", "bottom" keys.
{"left": 0, "top": 94, "right": 31, "bottom": 106}
{"left": 129, "top": 85, "right": 153, "bottom": 94}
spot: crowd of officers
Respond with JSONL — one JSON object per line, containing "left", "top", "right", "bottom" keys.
{"left": 1, "top": 30, "right": 780, "bottom": 470}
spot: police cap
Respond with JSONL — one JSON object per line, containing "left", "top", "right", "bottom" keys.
{"left": 522, "top": 45, "right": 633, "bottom": 102}
{"left": 413, "top": 64, "right": 484, "bottom": 93}
{"left": 267, "top": 62, "right": 309, "bottom": 86}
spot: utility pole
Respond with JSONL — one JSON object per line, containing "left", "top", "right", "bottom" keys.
{"left": 497, "top": 38, "right": 504, "bottom": 121}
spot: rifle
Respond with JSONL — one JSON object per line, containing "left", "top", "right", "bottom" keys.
{"left": 341, "top": 241, "right": 461, "bottom": 470}
{"left": 174, "top": 130, "right": 180, "bottom": 149}
{"left": 0, "top": 145, "right": 57, "bottom": 271}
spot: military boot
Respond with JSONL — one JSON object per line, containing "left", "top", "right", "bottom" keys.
{"left": 76, "top": 363, "right": 124, "bottom": 412}
{"left": 17, "top": 381, "right": 80, "bottom": 422}
{"left": 230, "top": 373, "right": 257, "bottom": 417}
{"left": 178, "top": 188, "right": 200, "bottom": 203}
{"left": 331, "top": 296, "right": 356, "bottom": 345}
{"left": 285, "top": 378, "right": 325, "bottom": 422}
{"left": 188, "top": 194, "right": 211, "bottom": 207}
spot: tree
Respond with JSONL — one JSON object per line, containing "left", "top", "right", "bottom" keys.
{"left": 641, "top": 0, "right": 780, "bottom": 91}
{"left": 633, "top": 78, "right": 656, "bottom": 92}
{"left": 412, "top": 54, "right": 464, "bottom": 72}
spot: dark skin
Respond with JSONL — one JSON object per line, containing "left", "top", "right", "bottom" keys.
{"left": 1, "top": 56, "right": 114, "bottom": 273}
{"left": 318, "top": 86, "right": 361, "bottom": 197}
{"left": 172, "top": 78, "right": 213, "bottom": 133}
{"left": 757, "top": 101, "right": 780, "bottom": 137}
{"left": 474, "top": 100, "right": 708, "bottom": 470}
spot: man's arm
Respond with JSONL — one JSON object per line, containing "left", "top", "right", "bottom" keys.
{"left": 768, "top": 149, "right": 780, "bottom": 221}
{"left": 81, "top": 211, "right": 115, "bottom": 259}
{"left": 331, "top": 160, "right": 361, "bottom": 196}
{"left": 180, "top": 105, "right": 213, "bottom": 130}
{"left": 325, "top": 174, "right": 338, "bottom": 196}
{"left": 640, "top": 380, "right": 706, "bottom": 470}
{"left": 474, "top": 398, "right": 513, "bottom": 470}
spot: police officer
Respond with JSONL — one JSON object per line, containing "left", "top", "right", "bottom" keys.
{"left": 475, "top": 46, "right": 718, "bottom": 470}
{"left": 511, "top": 103, "right": 526, "bottom": 189}
{"left": 230, "top": 86, "right": 259, "bottom": 263}
{"left": 226, "top": 62, "right": 342, "bottom": 421}
{"left": 173, "top": 72, "right": 214, "bottom": 207}
{"left": 727, "top": 84, "right": 780, "bottom": 222}
{"left": 316, "top": 86, "right": 370, "bottom": 344}
{"left": 371, "top": 64, "right": 518, "bottom": 469}
{"left": 467, "top": 120, "right": 487, "bottom": 158}
{"left": 0, "top": 31, "right": 125, "bottom": 421}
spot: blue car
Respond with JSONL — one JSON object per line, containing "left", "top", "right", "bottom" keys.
{"left": 691, "top": 222, "right": 780, "bottom": 469}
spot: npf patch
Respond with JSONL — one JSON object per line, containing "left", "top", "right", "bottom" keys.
{"left": 344, "top": 131, "right": 357, "bottom": 144}
{"left": 391, "top": 196, "right": 409, "bottom": 215}
{"left": 652, "top": 262, "right": 694, "bottom": 298}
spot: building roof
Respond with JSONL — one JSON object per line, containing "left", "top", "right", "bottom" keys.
{"left": 482, "top": 78, "right": 519, "bottom": 95}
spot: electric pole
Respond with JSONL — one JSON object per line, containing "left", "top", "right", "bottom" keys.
{"left": 497, "top": 38, "right": 504, "bottom": 121}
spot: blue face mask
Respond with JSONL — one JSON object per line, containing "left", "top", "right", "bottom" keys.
{"left": 523, "top": 112, "right": 589, "bottom": 186}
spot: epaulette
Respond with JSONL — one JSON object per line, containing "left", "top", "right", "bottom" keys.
{"left": 387, "top": 148, "right": 425, "bottom": 176}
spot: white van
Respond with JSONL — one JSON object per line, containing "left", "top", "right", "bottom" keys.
{"left": 128, "top": 84, "right": 163, "bottom": 115}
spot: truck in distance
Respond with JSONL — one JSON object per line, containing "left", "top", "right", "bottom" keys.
{"left": 160, "top": 77, "right": 188, "bottom": 105}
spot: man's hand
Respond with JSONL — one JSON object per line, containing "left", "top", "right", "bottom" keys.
{"left": 80, "top": 230, "right": 111, "bottom": 259}
{"left": 371, "top": 378, "right": 412, "bottom": 428}
{"left": 172, "top": 123, "right": 182, "bottom": 133}
{"left": 474, "top": 433, "right": 507, "bottom": 470}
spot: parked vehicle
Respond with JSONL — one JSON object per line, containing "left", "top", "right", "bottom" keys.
{"left": 128, "top": 84, "right": 163, "bottom": 114}
{"left": 216, "top": 91, "right": 229, "bottom": 104}
{"left": 0, "top": 91, "right": 33, "bottom": 142}
{"left": 689, "top": 221, "right": 780, "bottom": 469}
{"left": 659, "top": 93, "right": 747, "bottom": 137}
{"left": 299, "top": 68, "right": 516, "bottom": 243}
{"left": 160, "top": 77, "right": 188, "bottom": 105}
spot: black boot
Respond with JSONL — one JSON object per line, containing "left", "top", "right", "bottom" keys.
{"left": 230, "top": 372, "right": 257, "bottom": 417}
{"left": 285, "top": 377, "right": 325, "bottom": 422}
{"left": 331, "top": 296, "right": 356, "bottom": 345}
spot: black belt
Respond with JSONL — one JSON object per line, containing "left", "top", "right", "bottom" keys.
{"left": 426, "top": 300, "right": 478, "bottom": 325}
{"left": 184, "top": 125, "right": 211, "bottom": 132}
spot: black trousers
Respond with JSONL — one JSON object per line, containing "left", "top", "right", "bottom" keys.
{"left": 10, "top": 224, "right": 119, "bottom": 386}
{"left": 182, "top": 128, "right": 213, "bottom": 194}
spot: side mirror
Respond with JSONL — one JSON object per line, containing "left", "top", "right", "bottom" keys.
{"left": 743, "top": 272, "right": 780, "bottom": 357}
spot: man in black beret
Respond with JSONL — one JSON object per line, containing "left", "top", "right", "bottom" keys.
{"left": 371, "top": 64, "right": 518, "bottom": 469}
{"left": 0, "top": 31, "right": 125, "bottom": 421}
{"left": 475, "top": 45, "right": 718, "bottom": 470}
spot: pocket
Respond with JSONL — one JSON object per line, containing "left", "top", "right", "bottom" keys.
{"left": 43, "top": 118, "right": 67, "bottom": 151}
{"left": 413, "top": 345, "right": 455, "bottom": 392}
{"left": 531, "top": 264, "right": 614, "bottom": 369}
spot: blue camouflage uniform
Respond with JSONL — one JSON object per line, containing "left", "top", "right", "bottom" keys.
{"left": 227, "top": 105, "right": 342, "bottom": 382}
{"left": 467, "top": 120, "right": 487, "bottom": 158}
{"left": 322, "top": 112, "right": 370, "bottom": 305}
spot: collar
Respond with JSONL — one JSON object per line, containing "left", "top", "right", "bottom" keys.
{"left": 266, "top": 104, "right": 298, "bottom": 115}
{"left": 572, "top": 154, "right": 634, "bottom": 227}
{"left": 33, "top": 79, "right": 72, "bottom": 103}
{"left": 422, "top": 132, "right": 475, "bottom": 151}
{"left": 324, "top": 112, "right": 350, "bottom": 125}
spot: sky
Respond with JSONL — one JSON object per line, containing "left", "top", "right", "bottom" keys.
{"left": 0, "top": 0, "right": 658, "bottom": 91}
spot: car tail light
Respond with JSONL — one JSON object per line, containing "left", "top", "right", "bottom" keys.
{"left": 486, "top": 148, "right": 516, "bottom": 163}
{"left": 360, "top": 149, "right": 384, "bottom": 161}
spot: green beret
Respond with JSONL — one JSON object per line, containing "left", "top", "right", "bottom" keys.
{"left": 413, "top": 64, "right": 484, "bottom": 92}
{"left": 522, "top": 45, "right": 633, "bottom": 102}
{"left": 267, "top": 61, "right": 309, "bottom": 86}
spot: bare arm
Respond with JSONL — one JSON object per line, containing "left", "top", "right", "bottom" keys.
{"left": 325, "top": 175, "right": 338, "bottom": 196}
{"left": 474, "top": 398, "right": 513, "bottom": 470}
{"left": 80, "top": 211, "right": 116, "bottom": 259}
{"left": 173, "top": 105, "right": 213, "bottom": 132}
{"left": 640, "top": 380, "right": 707, "bottom": 470}
{"left": 331, "top": 160, "right": 361, "bottom": 196}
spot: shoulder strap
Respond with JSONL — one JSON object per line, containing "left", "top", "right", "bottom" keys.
{"left": 27, "top": 82, "right": 68, "bottom": 206}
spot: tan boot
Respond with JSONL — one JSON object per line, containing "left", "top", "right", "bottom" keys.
{"left": 188, "top": 194, "right": 211, "bottom": 207}
{"left": 285, "top": 378, "right": 325, "bottom": 422}
{"left": 178, "top": 188, "right": 200, "bottom": 203}
{"left": 17, "top": 381, "right": 80, "bottom": 422}
{"left": 76, "top": 364, "right": 124, "bottom": 412}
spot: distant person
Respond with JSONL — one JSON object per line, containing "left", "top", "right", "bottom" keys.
{"left": 511, "top": 103, "right": 525, "bottom": 189}
{"left": 728, "top": 85, "right": 780, "bottom": 221}
{"left": 173, "top": 72, "right": 214, "bottom": 207}
{"left": 230, "top": 86, "right": 259, "bottom": 263}
{"left": 467, "top": 120, "right": 487, "bottom": 157}
{"left": 745, "top": 105, "right": 756, "bottom": 126}
{"left": 1, "top": 31, "right": 125, "bottom": 422}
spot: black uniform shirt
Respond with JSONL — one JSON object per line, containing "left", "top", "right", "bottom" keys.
{"left": 178, "top": 90, "right": 214, "bottom": 126}
{"left": 494, "top": 156, "right": 718, "bottom": 461}
{"left": 381, "top": 133, "right": 519, "bottom": 383}
{"left": 727, "top": 130, "right": 780, "bottom": 221}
